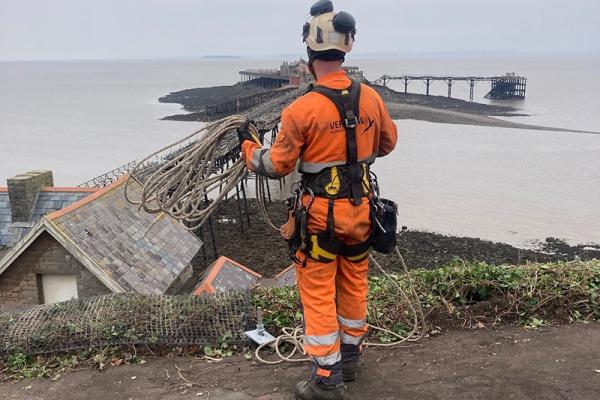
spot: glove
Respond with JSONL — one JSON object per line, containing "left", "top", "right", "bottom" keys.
{"left": 237, "top": 120, "right": 258, "bottom": 146}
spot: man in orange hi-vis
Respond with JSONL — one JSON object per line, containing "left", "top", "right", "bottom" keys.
{"left": 238, "top": 1, "right": 397, "bottom": 399}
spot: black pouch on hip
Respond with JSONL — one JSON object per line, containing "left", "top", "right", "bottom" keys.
{"left": 371, "top": 198, "right": 398, "bottom": 254}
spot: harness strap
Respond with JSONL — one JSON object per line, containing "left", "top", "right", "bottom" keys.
{"left": 310, "top": 79, "right": 363, "bottom": 205}
{"left": 296, "top": 78, "right": 373, "bottom": 264}
{"left": 327, "top": 197, "right": 335, "bottom": 233}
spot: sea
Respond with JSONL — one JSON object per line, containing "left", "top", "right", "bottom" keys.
{"left": 0, "top": 56, "right": 599, "bottom": 247}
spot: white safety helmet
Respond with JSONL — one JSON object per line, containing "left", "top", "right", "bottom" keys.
{"left": 302, "top": 1, "right": 356, "bottom": 56}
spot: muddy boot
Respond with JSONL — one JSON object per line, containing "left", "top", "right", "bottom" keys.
{"left": 341, "top": 344, "right": 360, "bottom": 382}
{"left": 294, "top": 362, "right": 345, "bottom": 400}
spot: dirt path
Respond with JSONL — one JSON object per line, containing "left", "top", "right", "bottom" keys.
{"left": 3, "top": 324, "right": 599, "bottom": 400}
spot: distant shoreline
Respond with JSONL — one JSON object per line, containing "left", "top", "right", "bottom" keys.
{"left": 200, "top": 55, "right": 243, "bottom": 60}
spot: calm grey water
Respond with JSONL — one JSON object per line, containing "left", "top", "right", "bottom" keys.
{"left": 0, "top": 57, "right": 598, "bottom": 246}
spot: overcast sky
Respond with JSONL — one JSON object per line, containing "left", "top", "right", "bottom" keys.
{"left": 1, "top": 0, "right": 599, "bottom": 61}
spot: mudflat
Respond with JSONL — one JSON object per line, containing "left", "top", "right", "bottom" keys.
{"left": 160, "top": 82, "right": 598, "bottom": 134}
{"left": 2, "top": 324, "right": 598, "bottom": 400}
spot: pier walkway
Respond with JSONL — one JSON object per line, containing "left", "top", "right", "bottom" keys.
{"left": 375, "top": 73, "right": 527, "bottom": 100}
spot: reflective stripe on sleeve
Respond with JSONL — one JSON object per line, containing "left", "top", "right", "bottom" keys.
{"left": 250, "top": 148, "right": 262, "bottom": 171}
{"left": 251, "top": 149, "right": 281, "bottom": 179}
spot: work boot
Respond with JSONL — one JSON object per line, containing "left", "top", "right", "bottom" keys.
{"left": 294, "top": 362, "right": 346, "bottom": 400}
{"left": 341, "top": 344, "right": 361, "bottom": 382}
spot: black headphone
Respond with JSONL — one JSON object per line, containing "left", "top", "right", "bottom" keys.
{"left": 302, "top": 1, "right": 356, "bottom": 44}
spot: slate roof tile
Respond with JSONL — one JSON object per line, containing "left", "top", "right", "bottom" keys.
{"left": 0, "top": 190, "right": 95, "bottom": 247}
{"left": 50, "top": 179, "right": 201, "bottom": 294}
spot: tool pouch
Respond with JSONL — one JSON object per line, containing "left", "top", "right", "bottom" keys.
{"left": 371, "top": 198, "right": 398, "bottom": 254}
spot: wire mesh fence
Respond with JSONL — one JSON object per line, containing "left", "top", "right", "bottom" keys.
{"left": 0, "top": 292, "right": 252, "bottom": 357}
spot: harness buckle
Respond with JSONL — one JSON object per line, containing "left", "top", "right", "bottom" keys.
{"left": 344, "top": 117, "right": 358, "bottom": 129}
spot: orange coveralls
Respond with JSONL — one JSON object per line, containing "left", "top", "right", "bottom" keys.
{"left": 242, "top": 70, "right": 398, "bottom": 366}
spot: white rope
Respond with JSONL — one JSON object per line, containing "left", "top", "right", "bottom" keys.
{"left": 125, "top": 115, "right": 279, "bottom": 231}
{"left": 255, "top": 247, "right": 426, "bottom": 364}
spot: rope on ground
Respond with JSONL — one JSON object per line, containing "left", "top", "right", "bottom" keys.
{"left": 254, "top": 247, "right": 426, "bottom": 364}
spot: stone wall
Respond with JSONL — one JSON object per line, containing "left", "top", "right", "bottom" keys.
{"left": 0, "top": 231, "right": 111, "bottom": 311}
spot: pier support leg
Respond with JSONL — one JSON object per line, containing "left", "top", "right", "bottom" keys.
{"left": 235, "top": 184, "right": 245, "bottom": 235}
{"left": 204, "top": 195, "right": 219, "bottom": 260}
{"left": 426, "top": 78, "right": 430, "bottom": 96}
{"left": 447, "top": 79, "right": 453, "bottom": 98}
{"left": 197, "top": 227, "right": 208, "bottom": 264}
{"left": 240, "top": 179, "right": 251, "bottom": 227}
{"left": 404, "top": 77, "right": 408, "bottom": 94}
{"left": 470, "top": 80, "right": 475, "bottom": 101}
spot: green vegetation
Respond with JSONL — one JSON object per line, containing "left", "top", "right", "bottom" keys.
{"left": 254, "top": 260, "right": 600, "bottom": 335}
{"left": 1, "top": 293, "right": 247, "bottom": 357}
{"left": 0, "top": 347, "right": 146, "bottom": 382}
{"left": 1, "top": 260, "right": 598, "bottom": 381}
{"left": 1, "top": 347, "right": 80, "bottom": 381}
{"left": 203, "top": 331, "right": 237, "bottom": 358}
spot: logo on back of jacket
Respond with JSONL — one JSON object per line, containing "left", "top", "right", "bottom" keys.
{"left": 329, "top": 116, "right": 375, "bottom": 134}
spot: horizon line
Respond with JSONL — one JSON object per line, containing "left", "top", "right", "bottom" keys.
{"left": 1, "top": 49, "right": 599, "bottom": 63}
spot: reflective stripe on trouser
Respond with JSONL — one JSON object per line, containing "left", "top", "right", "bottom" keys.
{"left": 336, "top": 256, "right": 369, "bottom": 345}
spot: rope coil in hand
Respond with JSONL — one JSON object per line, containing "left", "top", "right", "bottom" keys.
{"left": 125, "top": 115, "right": 268, "bottom": 231}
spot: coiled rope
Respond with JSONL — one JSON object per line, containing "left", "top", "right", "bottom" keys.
{"left": 125, "top": 115, "right": 275, "bottom": 231}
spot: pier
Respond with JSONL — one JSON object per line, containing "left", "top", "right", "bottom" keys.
{"left": 239, "top": 69, "right": 290, "bottom": 88}
{"left": 375, "top": 73, "right": 527, "bottom": 101}
{"left": 239, "top": 59, "right": 364, "bottom": 88}
{"left": 205, "top": 88, "right": 295, "bottom": 120}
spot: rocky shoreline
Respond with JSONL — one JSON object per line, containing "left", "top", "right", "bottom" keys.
{"left": 160, "top": 81, "right": 598, "bottom": 134}
{"left": 159, "top": 80, "right": 521, "bottom": 122}
{"left": 159, "top": 82, "right": 269, "bottom": 117}
{"left": 189, "top": 199, "right": 600, "bottom": 280}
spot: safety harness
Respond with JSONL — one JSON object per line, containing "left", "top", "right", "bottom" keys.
{"left": 285, "top": 78, "right": 375, "bottom": 265}
{"left": 310, "top": 79, "right": 365, "bottom": 205}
